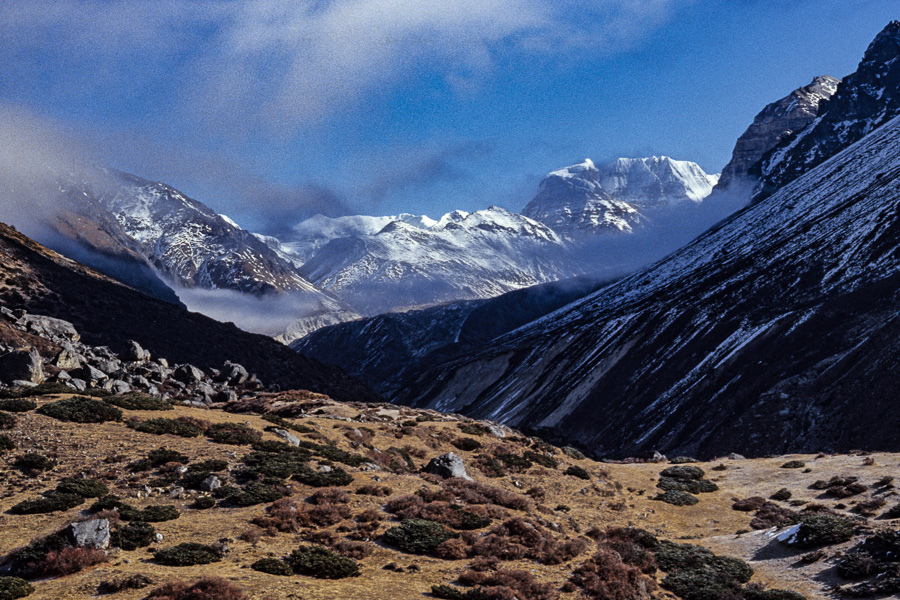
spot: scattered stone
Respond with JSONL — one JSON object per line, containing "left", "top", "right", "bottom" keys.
{"left": 423, "top": 452, "right": 473, "bottom": 481}
{"left": 200, "top": 475, "right": 221, "bottom": 492}
{"left": 68, "top": 518, "right": 111, "bottom": 549}
{"left": 271, "top": 428, "right": 300, "bottom": 447}
{"left": 173, "top": 364, "right": 204, "bottom": 384}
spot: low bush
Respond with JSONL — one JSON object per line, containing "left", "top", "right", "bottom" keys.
{"left": 136, "top": 505, "right": 180, "bottom": 522}
{"left": 496, "top": 452, "right": 532, "bottom": 471}
{"left": 103, "top": 394, "right": 173, "bottom": 411}
{"left": 561, "top": 446, "right": 586, "bottom": 460}
{"left": 837, "top": 551, "right": 879, "bottom": 579}
{"left": 564, "top": 465, "right": 590, "bottom": 480}
{"left": 826, "top": 482, "right": 868, "bottom": 498}
{"left": 452, "top": 437, "right": 482, "bottom": 452}
{"left": 810, "top": 475, "right": 858, "bottom": 490}
{"left": 473, "top": 454, "right": 506, "bottom": 478}
{"left": 96, "top": 574, "right": 153, "bottom": 594}
{"left": 655, "top": 540, "right": 753, "bottom": 600}
{"left": 469, "top": 517, "right": 587, "bottom": 565}
{"left": 0, "top": 399, "right": 36, "bottom": 413}
{"left": 0, "top": 412, "right": 15, "bottom": 430}
{"left": 0, "top": 434, "right": 13, "bottom": 452}
{"left": 261, "top": 415, "right": 317, "bottom": 434}
{"left": 13, "top": 453, "right": 55, "bottom": 472}
{"left": 293, "top": 465, "right": 354, "bottom": 487}
{"left": 670, "top": 456, "right": 698, "bottom": 464}
{"left": 356, "top": 484, "right": 392, "bottom": 496}
{"left": 207, "top": 422, "right": 263, "bottom": 445}
{"left": 457, "top": 569, "right": 560, "bottom": 600}
{"left": 153, "top": 543, "right": 222, "bottom": 566}
{"left": 110, "top": 522, "right": 156, "bottom": 550}
{"left": 251, "top": 558, "right": 293, "bottom": 576}
{"left": 569, "top": 549, "right": 657, "bottom": 600}
{"left": 733, "top": 497, "right": 767, "bottom": 512}
{"left": 524, "top": 451, "right": 558, "bottom": 469}
{"left": 458, "top": 424, "right": 486, "bottom": 436}
{"left": 443, "top": 479, "right": 530, "bottom": 511}
{"left": 780, "top": 514, "right": 855, "bottom": 549}
{"left": 854, "top": 498, "right": 886, "bottom": 517}
{"left": 750, "top": 503, "right": 800, "bottom": 530}
{"left": 145, "top": 577, "right": 247, "bottom": 600}
{"left": 771, "top": 488, "right": 792, "bottom": 501}
{"left": 307, "top": 487, "right": 350, "bottom": 505}
{"left": 9, "top": 493, "right": 84, "bottom": 514}
{"left": 295, "top": 440, "right": 368, "bottom": 467}
{"left": 190, "top": 496, "right": 216, "bottom": 510}
{"left": 658, "top": 477, "right": 718, "bottom": 494}
{"left": 780, "top": 460, "right": 805, "bottom": 469}
{"left": 0, "top": 577, "right": 33, "bottom": 600}
{"left": 660, "top": 465, "right": 705, "bottom": 480}
{"left": 332, "top": 540, "right": 374, "bottom": 559}
{"left": 382, "top": 519, "right": 458, "bottom": 555}
{"left": 37, "top": 397, "right": 121, "bottom": 423}
{"left": 242, "top": 447, "right": 311, "bottom": 479}
{"left": 224, "top": 482, "right": 291, "bottom": 507}
{"left": 0, "top": 382, "right": 71, "bottom": 398}
{"left": 55, "top": 477, "right": 108, "bottom": 498}
{"left": 40, "top": 546, "right": 107, "bottom": 575}
{"left": 187, "top": 459, "right": 228, "bottom": 473}
{"left": 654, "top": 490, "right": 699, "bottom": 506}
{"left": 128, "top": 418, "right": 203, "bottom": 437}
{"left": 286, "top": 545, "right": 360, "bottom": 579}
{"left": 147, "top": 448, "right": 189, "bottom": 466}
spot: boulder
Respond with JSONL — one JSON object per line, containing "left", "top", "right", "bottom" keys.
{"left": 271, "top": 428, "right": 300, "bottom": 447}
{"left": 22, "top": 315, "right": 80, "bottom": 343}
{"left": 486, "top": 424, "right": 508, "bottom": 438}
{"left": 423, "top": 452, "right": 473, "bottom": 481}
{"left": 68, "top": 518, "right": 110, "bottom": 549}
{"left": 0, "top": 347, "right": 44, "bottom": 384}
{"left": 53, "top": 343, "right": 84, "bottom": 370}
{"left": 67, "top": 378, "right": 88, "bottom": 392}
{"left": 120, "top": 340, "right": 150, "bottom": 362}
{"left": 173, "top": 364, "right": 204, "bottom": 384}
{"left": 74, "top": 364, "right": 109, "bottom": 384}
{"left": 216, "top": 361, "right": 249, "bottom": 386}
{"left": 200, "top": 475, "right": 221, "bottom": 492}
{"left": 108, "top": 380, "right": 132, "bottom": 394}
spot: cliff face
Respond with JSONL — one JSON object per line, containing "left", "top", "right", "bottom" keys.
{"left": 716, "top": 76, "right": 839, "bottom": 191}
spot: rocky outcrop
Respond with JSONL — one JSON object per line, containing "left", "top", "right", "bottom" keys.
{"left": 68, "top": 519, "right": 111, "bottom": 549}
{"left": 716, "top": 75, "right": 839, "bottom": 191}
{"left": 756, "top": 21, "right": 900, "bottom": 199}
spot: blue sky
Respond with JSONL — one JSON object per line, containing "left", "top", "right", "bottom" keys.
{"left": 0, "top": 0, "right": 897, "bottom": 233}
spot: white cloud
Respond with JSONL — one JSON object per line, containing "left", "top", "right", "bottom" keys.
{"left": 0, "top": 0, "right": 683, "bottom": 133}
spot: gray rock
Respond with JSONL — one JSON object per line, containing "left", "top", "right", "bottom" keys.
{"left": 423, "top": 452, "right": 472, "bottom": 481}
{"left": 173, "top": 364, "right": 204, "bottom": 383}
{"left": 120, "top": 340, "right": 150, "bottom": 362}
{"left": 0, "top": 347, "right": 44, "bottom": 384}
{"left": 55, "top": 369, "right": 71, "bottom": 381}
{"left": 53, "top": 344, "right": 84, "bottom": 370}
{"left": 216, "top": 390, "right": 238, "bottom": 403}
{"left": 67, "top": 378, "right": 88, "bottom": 392}
{"left": 168, "top": 486, "right": 185, "bottom": 499}
{"left": 486, "top": 424, "right": 507, "bottom": 438}
{"left": 94, "top": 359, "right": 122, "bottom": 374}
{"left": 74, "top": 364, "right": 109, "bottom": 384}
{"left": 271, "top": 428, "right": 300, "bottom": 447}
{"left": 217, "top": 361, "right": 249, "bottom": 386}
{"left": 108, "top": 380, "right": 132, "bottom": 394}
{"left": 200, "top": 475, "right": 221, "bottom": 492}
{"left": 154, "top": 533, "right": 164, "bottom": 543}
{"left": 68, "top": 518, "right": 110, "bottom": 549}
{"left": 318, "top": 465, "right": 333, "bottom": 473}
{"left": 23, "top": 315, "right": 80, "bottom": 343}
{"left": 129, "top": 375, "right": 151, "bottom": 390}
{"left": 727, "top": 453, "right": 746, "bottom": 460}
{"left": 157, "top": 358, "right": 169, "bottom": 368}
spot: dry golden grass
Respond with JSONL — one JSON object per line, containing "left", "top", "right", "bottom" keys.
{"left": 0, "top": 392, "right": 895, "bottom": 599}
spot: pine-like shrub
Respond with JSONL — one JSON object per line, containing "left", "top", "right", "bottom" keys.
{"left": 153, "top": 543, "right": 222, "bottom": 566}
{"left": 250, "top": 558, "right": 293, "bottom": 576}
{"left": 37, "top": 397, "right": 122, "bottom": 423}
{"left": 0, "top": 577, "right": 33, "bottom": 600}
{"left": 0, "top": 399, "right": 36, "bottom": 413}
{"left": 286, "top": 545, "right": 360, "bottom": 579}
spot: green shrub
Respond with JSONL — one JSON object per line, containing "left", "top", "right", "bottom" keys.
{"left": 110, "top": 522, "right": 156, "bottom": 551}
{"left": 0, "top": 382, "right": 72, "bottom": 398}
{"left": 0, "top": 434, "right": 13, "bottom": 452}
{"left": 431, "top": 584, "right": 487, "bottom": 600}
{"left": 0, "top": 412, "right": 16, "bottom": 430}
{"left": 242, "top": 448, "right": 311, "bottom": 479}
{"left": 191, "top": 496, "right": 216, "bottom": 510}
{"left": 224, "top": 482, "right": 290, "bottom": 507}
{"left": 561, "top": 446, "right": 586, "bottom": 460}
{"left": 139, "top": 505, "right": 181, "bottom": 522}
{"left": 147, "top": 448, "right": 189, "bottom": 466}
{"left": 129, "top": 418, "right": 202, "bottom": 437}
{"left": 837, "top": 551, "right": 879, "bottom": 579}
{"left": 474, "top": 455, "right": 506, "bottom": 478}
{"left": 458, "top": 424, "right": 486, "bottom": 436}
{"left": 382, "top": 519, "right": 458, "bottom": 554}
{"left": 0, "top": 399, "right": 36, "bottom": 413}
{"left": 103, "top": 394, "right": 173, "bottom": 411}
{"left": 564, "top": 465, "right": 590, "bottom": 480}
{"left": 13, "top": 453, "right": 55, "bottom": 472}
{"left": 523, "top": 451, "right": 558, "bottom": 469}
{"left": 293, "top": 465, "right": 354, "bottom": 487}
{"left": 780, "top": 515, "right": 855, "bottom": 549}
{"left": 658, "top": 477, "right": 718, "bottom": 494}
{"left": 452, "top": 437, "right": 482, "bottom": 452}
{"left": 261, "top": 415, "right": 316, "bottom": 434}
{"left": 188, "top": 459, "right": 228, "bottom": 473}
{"left": 655, "top": 490, "right": 699, "bottom": 506}
{"left": 153, "top": 543, "right": 222, "bottom": 566}
{"left": 90, "top": 495, "right": 125, "bottom": 512}
{"left": 655, "top": 541, "right": 753, "bottom": 600}
{"left": 37, "top": 396, "right": 122, "bottom": 423}
{"left": 286, "top": 545, "right": 360, "bottom": 579}
{"left": 9, "top": 493, "right": 84, "bottom": 514}
{"left": 295, "top": 440, "right": 368, "bottom": 467}
{"left": 670, "top": 456, "right": 698, "bottom": 464}
{"left": 0, "top": 577, "right": 34, "bottom": 600}
{"left": 250, "top": 558, "right": 293, "bottom": 576}
{"left": 743, "top": 589, "right": 806, "bottom": 600}
{"left": 496, "top": 452, "right": 532, "bottom": 471}
{"left": 771, "top": 488, "right": 792, "bottom": 501}
{"left": 780, "top": 460, "right": 805, "bottom": 469}
{"left": 207, "top": 422, "right": 262, "bottom": 445}
{"left": 55, "top": 477, "right": 108, "bottom": 498}
{"left": 659, "top": 465, "right": 705, "bottom": 480}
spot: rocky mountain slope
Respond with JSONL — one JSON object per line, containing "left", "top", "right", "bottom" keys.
{"left": 0, "top": 222, "right": 375, "bottom": 401}
{"left": 756, "top": 21, "right": 900, "bottom": 199}
{"left": 522, "top": 157, "right": 719, "bottom": 236}
{"left": 716, "top": 75, "right": 840, "bottom": 191}
{"left": 2, "top": 372, "right": 897, "bottom": 599}
{"left": 291, "top": 277, "right": 610, "bottom": 395}
{"left": 392, "top": 103, "right": 900, "bottom": 459}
